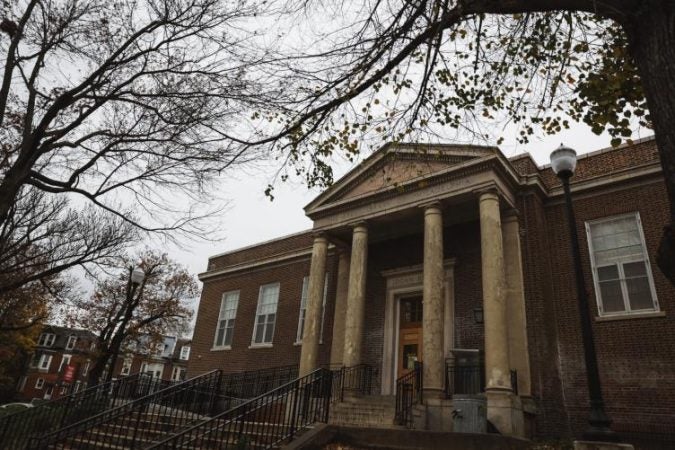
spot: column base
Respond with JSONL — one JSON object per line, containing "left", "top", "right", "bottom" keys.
{"left": 486, "top": 389, "right": 525, "bottom": 437}
{"left": 574, "top": 441, "right": 634, "bottom": 450}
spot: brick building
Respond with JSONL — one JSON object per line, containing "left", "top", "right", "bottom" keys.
{"left": 111, "top": 336, "right": 191, "bottom": 382}
{"left": 189, "top": 137, "right": 675, "bottom": 442}
{"left": 16, "top": 325, "right": 97, "bottom": 401}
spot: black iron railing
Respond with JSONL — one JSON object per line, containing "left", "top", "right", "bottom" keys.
{"left": 214, "top": 365, "right": 298, "bottom": 411}
{"left": 444, "top": 362, "right": 485, "bottom": 397}
{"left": 0, "top": 373, "right": 153, "bottom": 450}
{"left": 26, "top": 370, "right": 222, "bottom": 450}
{"left": 146, "top": 368, "right": 333, "bottom": 450}
{"left": 330, "top": 364, "right": 375, "bottom": 403}
{"left": 395, "top": 361, "right": 422, "bottom": 428}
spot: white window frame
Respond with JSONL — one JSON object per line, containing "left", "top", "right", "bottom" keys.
{"left": 38, "top": 354, "right": 53, "bottom": 371}
{"left": 586, "top": 212, "right": 659, "bottom": 317}
{"left": 82, "top": 360, "right": 90, "bottom": 377}
{"left": 180, "top": 345, "right": 190, "bottom": 360}
{"left": 65, "top": 335, "right": 77, "bottom": 350}
{"left": 59, "top": 354, "right": 72, "bottom": 372}
{"left": 38, "top": 333, "right": 55, "bottom": 347}
{"left": 121, "top": 356, "right": 133, "bottom": 375}
{"left": 18, "top": 376, "right": 27, "bottom": 392}
{"left": 213, "top": 291, "right": 240, "bottom": 350}
{"left": 251, "top": 283, "right": 280, "bottom": 347}
{"left": 35, "top": 378, "right": 45, "bottom": 389}
{"left": 295, "top": 274, "right": 329, "bottom": 344}
{"left": 74, "top": 381, "right": 81, "bottom": 393}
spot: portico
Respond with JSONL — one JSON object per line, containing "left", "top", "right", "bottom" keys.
{"left": 298, "top": 143, "right": 532, "bottom": 436}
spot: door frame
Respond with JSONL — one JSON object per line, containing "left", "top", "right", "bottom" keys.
{"left": 380, "top": 259, "right": 456, "bottom": 395}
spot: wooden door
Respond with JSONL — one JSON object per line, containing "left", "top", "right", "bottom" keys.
{"left": 397, "top": 295, "right": 423, "bottom": 379}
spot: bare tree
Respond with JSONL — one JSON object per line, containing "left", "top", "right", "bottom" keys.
{"left": 72, "top": 250, "right": 195, "bottom": 385}
{"left": 0, "top": 0, "right": 269, "bottom": 235}
{"left": 240, "top": 1, "right": 675, "bottom": 283}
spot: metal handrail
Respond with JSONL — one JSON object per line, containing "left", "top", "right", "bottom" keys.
{"left": 444, "top": 363, "right": 485, "bottom": 397}
{"left": 395, "top": 361, "right": 423, "bottom": 428}
{"left": 219, "top": 364, "right": 298, "bottom": 399}
{"left": 330, "top": 364, "right": 374, "bottom": 402}
{"left": 0, "top": 373, "right": 151, "bottom": 450}
{"left": 146, "top": 368, "right": 333, "bottom": 450}
{"left": 26, "top": 370, "right": 222, "bottom": 450}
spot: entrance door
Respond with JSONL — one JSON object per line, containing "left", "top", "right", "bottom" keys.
{"left": 397, "top": 295, "right": 423, "bottom": 378}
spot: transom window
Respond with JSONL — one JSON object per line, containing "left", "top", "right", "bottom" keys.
{"left": 214, "top": 291, "right": 239, "bottom": 348}
{"left": 38, "top": 333, "right": 55, "bottom": 347}
{"left": 296, "top": 275, "right": 329, "bottom": 344}
{"left": 252, "top": 283, "right": 280, "bottom": 345}
{"left": 586, "top": 213, "right": 659, "bottom": 316}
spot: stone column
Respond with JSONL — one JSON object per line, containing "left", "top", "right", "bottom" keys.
{"left": 342, "top": 223, "right": 368, "bottom": 367}
{"left": 330, "top": 250, "right": 351, "bottom": 366}
{"left": 422, "top": 203, "right": 445, "bottom": 397}
{"left": 299, "top": 234, "right": 328, "bottom": 377}
{"left": 502, "top": 214, "right": 532, "bottom": 397}
{"left": 479, "top": 190, "right": 511, "bottom": 391}
{"left": 479, "top": 190, "right": 518, "bottom": 436}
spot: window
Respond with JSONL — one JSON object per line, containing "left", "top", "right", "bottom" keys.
{"left": 214, "top": 291, "right": 239, "bottom": 348}
{"left": 60, "top": 385, "right": 68, "bottom": 395}
{"left": 65, "top": 335, "right": 77, "bottom": 350}
{"left": 252, "top": 283, "right": 279, "bottom": 345}
{"left": 180, "top": 345, "right": 190, "bottom": 360}
{"left": 141, "top": 362, "right": 164, "bottom": 378}
{"left": 586, "top": 212, "right": 659, "bottom": 316}
{"left": 74, "top": 381, "right": 81, "bottom": 393}
{"left": 296, "top": 274, "right": 329, "bottom": 344}
{"left": 35, "top": 378, "right": 45, "bottom": 389}
{"left": 121, "top": 357, "right": 132, "bottom": 375}
{"left": 18, "top": 376, "right": 27, "bottom": 392}
{"left": 38, "top": 354, "right": 52, "bottom": 371}
{"left": 171, "top": 367, "right": 187, "bottom": 381}
{"left": 38, "top": 333, "right": 55, "bottom": 347}
{"left": 59, "top": 354, "right": 72, "bottom": 372}
{"left": 82, "top": 360, "right": 90, "bottom": 376}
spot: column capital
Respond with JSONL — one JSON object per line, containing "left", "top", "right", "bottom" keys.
{"left": 312, "top": 231, "right": 328, "bottom": 243}
{"left": 474, "top": 186, "right": 500, "bottom": 202}
{"left": 419, "top": 201, "right": 443, "bottom": 214}
{"left": 502, "top": 209, "right": 520, "bottom": 223}
{"left": 349, "top": 221, "right": 368, "bottom": 233}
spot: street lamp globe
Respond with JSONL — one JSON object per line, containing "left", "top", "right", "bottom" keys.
{"left": 130, "top": 267, "right": 145, "bottom": 285}
{"left": 550, "top": 143, "right": 578, "bottom": 177}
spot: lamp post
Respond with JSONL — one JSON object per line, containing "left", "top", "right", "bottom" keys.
{"left": 106, "top": 266, "right": 145, "bottom": 382}
{"left": 550, "top": 144, "right": 616, "bottom": 442}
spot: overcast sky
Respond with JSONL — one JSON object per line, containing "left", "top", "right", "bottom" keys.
{"left": 166, "top": 127, "right": 652, "bottom": 279}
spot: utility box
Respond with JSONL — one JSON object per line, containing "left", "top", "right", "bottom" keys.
{"left": 452, "top": 395, "right": 487, "bottom": 434}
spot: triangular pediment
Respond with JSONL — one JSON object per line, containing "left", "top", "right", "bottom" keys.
{"left": 305, "top": 143, "right": 498, "bottom": 214}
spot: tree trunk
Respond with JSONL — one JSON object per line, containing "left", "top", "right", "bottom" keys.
{"left": 624, "top": 2, "right": 675, "bottom": 285}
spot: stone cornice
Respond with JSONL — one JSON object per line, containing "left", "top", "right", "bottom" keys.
{"left": 305, "top": 142, "right": 499, "bottom": 213}
{"left": 199, "top": 245, "right": 336, "bottom": 281}
{"left": 307, "top": 154, "right": 520, "bottom": 220}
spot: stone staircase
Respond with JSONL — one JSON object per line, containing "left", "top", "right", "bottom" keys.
{"left": 328, "top": 395, "right": 404, "bottom": 429}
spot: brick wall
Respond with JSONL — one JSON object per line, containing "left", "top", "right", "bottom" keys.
{"left": 190, "top": 253, "right": 339, "bottom": 377}
{"left": 541, "top": 179, "right": 675, "bottom": 438}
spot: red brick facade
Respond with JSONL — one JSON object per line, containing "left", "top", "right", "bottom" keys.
{"left": 190, "top": 137, "right": 675, "bottom": 443}
{"left": 17, "top": 326, "right": 97, "bottom": 401}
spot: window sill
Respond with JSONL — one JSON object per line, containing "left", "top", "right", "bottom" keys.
{"left": 294, "top": 341, "right": 324, "bottom": 346}
{"left": 595, "top": 311, "right": 666, "bottom": 322}
{"left": 248, "top": 343, "right": 273, "bottom": 349}
{"left": 211, "top": 345, "right": 232, "bottom": 351}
